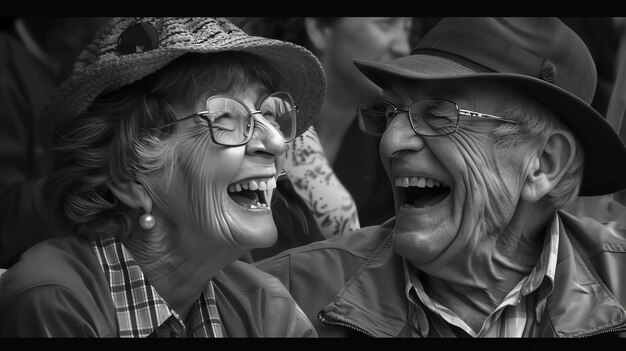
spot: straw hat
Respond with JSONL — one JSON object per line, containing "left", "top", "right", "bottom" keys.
{"left": 39, "top": 17, "right": 326, "bottom": 152}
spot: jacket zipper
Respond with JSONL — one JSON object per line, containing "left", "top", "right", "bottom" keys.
{"left": 318, "top": 312, "right": 375, "bottom": 337}
{"left": 579, "top": 326, "right": 626, "bottom": 338}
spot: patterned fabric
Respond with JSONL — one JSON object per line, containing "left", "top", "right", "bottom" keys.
{"left": 284, "top": 126, "right": 360, "bottom": 238}
{"left": 404, "top": 215, "right": 559, "bottom": 337}
{"left": 91, "top": 237, "right": 224, "bottom": 338}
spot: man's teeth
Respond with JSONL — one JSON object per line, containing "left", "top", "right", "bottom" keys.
{"left": 394, "top": 176, "right": 448, "bottom": 188}
{"left": 228, "top": 177, "right": 277, "bottom": 193}
{"left": 250, "top": 202, "right": 268, "bottom": 209}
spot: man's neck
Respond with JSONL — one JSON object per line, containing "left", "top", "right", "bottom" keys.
{"left": 412, "top": 203, "right": 553, "bottom": 333}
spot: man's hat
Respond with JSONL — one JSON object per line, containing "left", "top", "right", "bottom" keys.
{"left": 354, "top": 17, "right": 626, "bottom": 196}
{"left": 39, "top": 17, "right": 326, "bottom": 153}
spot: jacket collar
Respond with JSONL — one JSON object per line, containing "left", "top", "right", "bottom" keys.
{"left": 321, "top": 221, "right": 409, "bottom": 337}
{"left": 321, "top": 213, "right": 626, "bottom": 337}
{"left": 544, "top": 212, "right": 626, "bottom": 337}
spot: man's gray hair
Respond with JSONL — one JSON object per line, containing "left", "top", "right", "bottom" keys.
{"left": 491, "top": 98, "right": 585, "bottom": 209}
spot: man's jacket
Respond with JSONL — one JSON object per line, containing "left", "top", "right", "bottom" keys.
{"left": 0, "top": 236, "right": 315, "bottom": 337}
{"left": 256, "top": 211, "right": 626, "bottom": 337}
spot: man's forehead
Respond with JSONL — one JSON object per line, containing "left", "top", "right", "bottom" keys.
{"left": 382, "top": 80, "right": 459, "bottom": 101}
{"left": 382, "top": 79, "right": 523, "bottom": 103}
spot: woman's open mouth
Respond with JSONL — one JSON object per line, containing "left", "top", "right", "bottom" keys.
{"left": 227, "top": 177, "right": 277, "bottom": 210}
{"left": 396, "top": 176, "right": 451, "bottom": 209}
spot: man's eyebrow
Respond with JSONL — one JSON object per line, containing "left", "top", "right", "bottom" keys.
{"left": 407, "top": 86, "right": 458, "bottom": 101}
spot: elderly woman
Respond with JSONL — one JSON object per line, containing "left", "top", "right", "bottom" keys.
{"left": 0, "top": 17, "right": 325, "bottom": 337}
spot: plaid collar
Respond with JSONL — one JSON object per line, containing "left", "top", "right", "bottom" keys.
{"left": 91, "top": 237, "right": 224, "bottom": 338}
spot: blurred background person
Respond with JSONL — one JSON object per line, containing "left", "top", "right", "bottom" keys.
{"left": 0, "top": 17, "right": 110, "bottom": 268}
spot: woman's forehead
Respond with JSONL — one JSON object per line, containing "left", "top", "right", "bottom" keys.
{"left": 198, "top": 82, "right": 271, "bottom": 111}
{"left": 215, "top": 80, "right": 270, "bottom": 100}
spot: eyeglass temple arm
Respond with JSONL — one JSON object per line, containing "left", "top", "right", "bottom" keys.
{"left": 156, "top": 111, "right": 212, "bottom": 129}
{"left": 459, "top": 109, "right": 519, "bottom": 124}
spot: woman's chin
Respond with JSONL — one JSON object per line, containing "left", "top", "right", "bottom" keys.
{"left": 232, "top": 225, "right": 278, "bottom": 251}
{"left": 224, "top": 199, "right": 278, "bottom": 250}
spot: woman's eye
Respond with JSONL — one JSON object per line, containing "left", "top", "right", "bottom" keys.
{"left": 211, "top": 115, "right": 237, "bottom": 131}
{"left": 262, "top": 112, "right": 280, "bottom": 126}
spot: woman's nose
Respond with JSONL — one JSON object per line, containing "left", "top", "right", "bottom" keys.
{"left": 380, "top": 111, "right": 426, "bottom": 158}
{"left": 245, "top": 114, "right": 288, "bottom": 157}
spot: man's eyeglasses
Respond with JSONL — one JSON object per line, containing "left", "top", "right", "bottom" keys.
{"left": 158, "top": 91, "right": 298, "bottom": 146}
{"left": 357, "top": 98, "right": 518, "bottom": 137}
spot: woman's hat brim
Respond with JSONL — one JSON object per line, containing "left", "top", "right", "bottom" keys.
{"left": 354, "top": 55, "right": 626, "bottom": 196}
{"left": 40, "top": 19, "right": 326, "bottom": 153}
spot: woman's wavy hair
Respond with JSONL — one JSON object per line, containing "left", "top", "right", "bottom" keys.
{"left": 39, "top": 51, "right": 280, "bottom": 241}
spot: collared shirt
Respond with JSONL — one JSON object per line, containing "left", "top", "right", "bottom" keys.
{"left": 403, "top": 215, "right": 560, "bottom": 337}
{"left": 91, "top": 237, "right": 224, "bottom": 338}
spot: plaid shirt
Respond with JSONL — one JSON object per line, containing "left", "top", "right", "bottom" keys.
{"left": 91, "top": 237, "right": 224, "bottom": 338}
{"left": 404, "top": 215, "right": 559, "bottom": 337}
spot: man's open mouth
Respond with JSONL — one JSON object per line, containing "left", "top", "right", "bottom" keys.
{"left": 227, "top": 177, "right": 277, "bottom": 209}
{"left": 396, "top": 176, "right": 451, "bottom": 209}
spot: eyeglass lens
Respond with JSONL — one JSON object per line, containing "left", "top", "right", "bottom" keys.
{"left": 358, "top": 99, "right": 458, "bottom": 136}
{"left": 205, "top": 93, "right": 296, "bottom": 145}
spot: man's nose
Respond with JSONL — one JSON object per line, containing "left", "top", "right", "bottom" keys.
{"left": 380, "top": 111, "right": 425, "bottom": 158}
{"left": 245, "top": 114, "right": 288, "bottom": 158}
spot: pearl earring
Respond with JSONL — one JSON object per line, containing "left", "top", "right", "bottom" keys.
{"left": 139, "top": 213, "right": 156, "bottom": 230}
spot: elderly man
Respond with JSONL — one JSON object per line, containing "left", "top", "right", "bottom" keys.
{"left": 256, "top": 17, "right": 626, "bottom": 337}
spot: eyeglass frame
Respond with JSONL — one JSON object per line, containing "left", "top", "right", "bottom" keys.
{"left": 357, "top": 98, "right": 519, "bottom": 137}
{"left": 156, "top": 91, "right": 299, "bottom": 147}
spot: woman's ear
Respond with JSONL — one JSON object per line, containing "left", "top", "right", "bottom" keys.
{"left": 108, "top": 180, "right": 153, "bottom": 213}
{"left": 521, "top": 130, "right": 576, "bottom": 202}
{"left": 304, "top": 17, "right": 331, "bottom": 52}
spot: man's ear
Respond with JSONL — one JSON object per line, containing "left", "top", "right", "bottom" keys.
{"left": 521, "top": 130, "right": 577, "bottom": 202}
{"left": 304, "top": 17, "right": 331, "bottom": 52}
{"left": 108, "top": 180, "right": 153, "bottom": 213}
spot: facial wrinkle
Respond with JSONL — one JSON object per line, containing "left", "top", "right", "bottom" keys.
{"left": 177, "top": 127, "right": 229, "bottom": 237}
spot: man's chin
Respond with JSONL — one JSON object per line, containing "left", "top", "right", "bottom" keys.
{"left": 392, "top": 230, "right": 443, "bottom": 265}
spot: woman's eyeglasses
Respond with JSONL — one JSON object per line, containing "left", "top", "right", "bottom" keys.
{"left": 158, "top": 91, "right": 298, "bottom": 146}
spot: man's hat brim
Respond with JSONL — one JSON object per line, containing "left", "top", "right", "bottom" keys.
{"left": 354, "top": 55, "right": 626, "bottom": 196}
